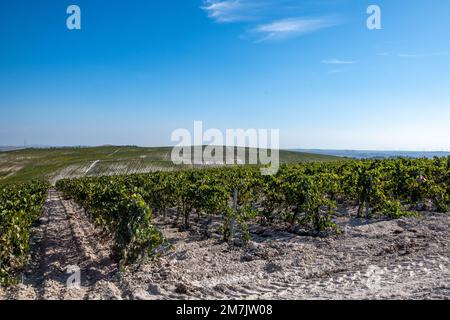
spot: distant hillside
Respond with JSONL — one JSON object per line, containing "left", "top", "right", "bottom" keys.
{"left": 0, "top": 146, "right": 24, "bottom": 152}
{"left": 0, "top": 146, "right": 341, "bottom": 184}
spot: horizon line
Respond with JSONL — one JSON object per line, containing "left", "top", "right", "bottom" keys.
{"left": 1, "top": 144, "right": 450, "bottom": 153}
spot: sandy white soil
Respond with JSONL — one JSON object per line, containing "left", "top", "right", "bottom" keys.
{"left": 1, "top": 191, "right": 449, "bottom": 300}
{"left": 49, "top": 161, "right": 171, "bottom": 185}
{"left": 0, "top": 164, "right": 24, "bottom": 180}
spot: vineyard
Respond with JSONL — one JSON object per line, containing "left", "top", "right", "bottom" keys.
{"left": 1, "top": 157, "right": 449, "bottom": 298}
{"left": 55, "top": 157, "right": 450, "bottom": 269}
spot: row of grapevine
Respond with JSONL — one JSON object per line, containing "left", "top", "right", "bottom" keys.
{"left": 56, "top": 157, "right": 449, "bottom": 256}
{"left": 0, "top": 181, "right": 50, "bottom": 284}
{"left": 55, "top": 178, "right": 166, "bottom": 268}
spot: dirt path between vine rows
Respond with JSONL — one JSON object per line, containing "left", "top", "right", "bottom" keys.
{"left": 0, "top": 189, "right": 127, "bottom": 299}
{"left": 1, "top": 190, "right": 449, "bottom": 300}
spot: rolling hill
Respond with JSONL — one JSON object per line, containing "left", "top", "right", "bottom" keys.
{"left": 0, "top": 146, "right": 342, "bottom": 184}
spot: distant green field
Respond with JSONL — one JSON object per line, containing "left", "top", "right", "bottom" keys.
{"left": 0, "top": 146, "right": 343, "bottom": 184}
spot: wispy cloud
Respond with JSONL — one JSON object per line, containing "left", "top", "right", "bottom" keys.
{"left": 201, "top": 0, "right": 305, "bottom": 24}
{"left": 251, "top": 17, "right": 338, "bottom": 42}
{"left": 322, "top": 59, "right": 357, "bottom": 65}
{"left": 202, "top": 1, "right": 342, "bottom": 43}
{"left": 379, "top": 52, "right": 450, "bottom": 58}
{"left": 397, "top": 52, "right": 450, "bottom": 58}
{"left": 201, "top": 0, "right": 262, "bottom": 23}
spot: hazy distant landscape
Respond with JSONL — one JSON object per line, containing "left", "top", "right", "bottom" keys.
{"left": 295, "top": 149, "right": 450, "bottom": 159}
{"left": 0, "top": 147, "right": 24, "bottom": 152}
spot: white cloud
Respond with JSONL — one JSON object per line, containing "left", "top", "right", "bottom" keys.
{"left": 397, "top": 53, "right": 421, "bottom": 58}
{"left": 322, "top": 59, "right": 357, "bottom": 64}
{"left": 201, "top": 0, "right": 260, "bottom": 23}
{"left": 397, "top": 52, "right": 450, "bottom": 58}
{"left": 375, "top": 52, "right": 450, "bottom": 58}
{"left": 201, "top": 1, "right": 342, "bottom": 42}
{"left": 251, "top": 17, "right": 338, "bottom": 42}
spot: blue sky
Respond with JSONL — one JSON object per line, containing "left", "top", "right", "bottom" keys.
{"left": 1, "top": 0, "right": 449, "bottom": 150}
